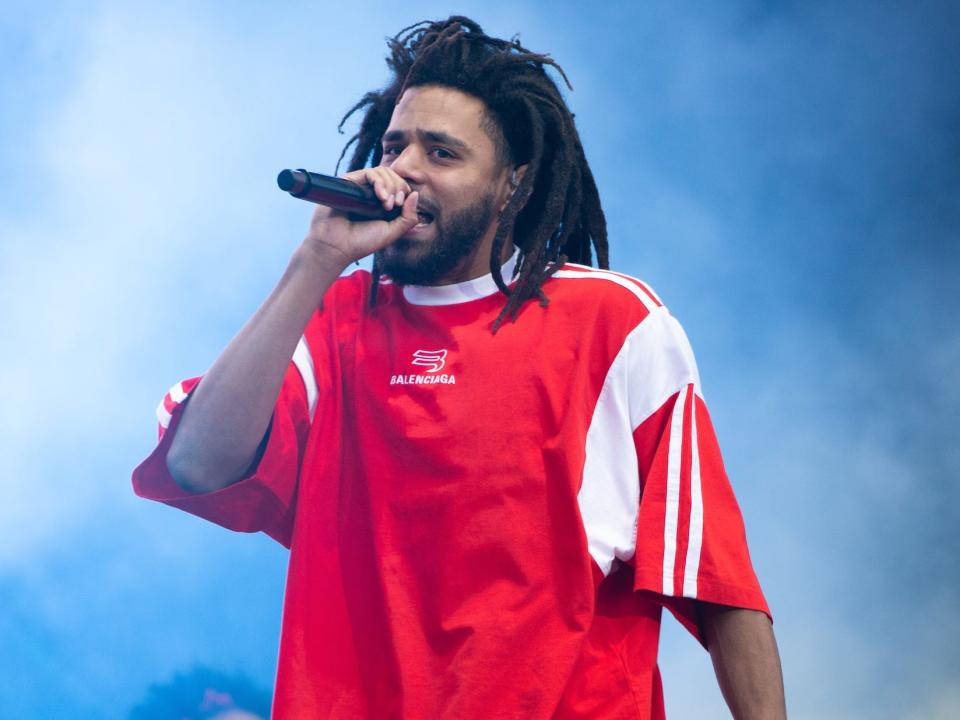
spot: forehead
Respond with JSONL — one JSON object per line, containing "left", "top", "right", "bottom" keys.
{"left": 386, "top": 85, "right": 492, "bottom": 147}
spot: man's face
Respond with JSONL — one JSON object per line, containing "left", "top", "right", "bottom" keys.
{"left": 375, "top": 85, "right": 513, "bottom": 285}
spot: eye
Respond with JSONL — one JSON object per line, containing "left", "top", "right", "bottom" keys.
{"left": 430, "top": 147, "right": 456, "bottom": 160}
{"left": 382, "top": 144, "right": 402, "bottom": 156}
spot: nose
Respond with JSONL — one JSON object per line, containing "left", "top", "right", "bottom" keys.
{"left": 388, "top": 145, "right": 426, "bottom": 186}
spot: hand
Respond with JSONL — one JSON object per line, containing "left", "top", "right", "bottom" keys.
{"left": 300, "top": 167, "right": 419, "bottom": 273}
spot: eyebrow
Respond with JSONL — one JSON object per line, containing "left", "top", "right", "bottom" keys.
{"left": 382, "top": 129, "right": 469, "bottom": 150}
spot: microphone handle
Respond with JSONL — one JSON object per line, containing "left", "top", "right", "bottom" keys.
{"left": 277, "top": 169, "right": 402, "bottom": 221}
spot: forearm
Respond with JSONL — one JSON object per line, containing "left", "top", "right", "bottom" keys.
{"left": 166, "top": 169, "right": 418, "bottom": 493}
{"left": 166, "top": 245, "right": 344, "bottom": 493}
{"left": 701, "top": 603, "right": 786, "bottom": 720}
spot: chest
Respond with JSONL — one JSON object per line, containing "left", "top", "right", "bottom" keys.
{"left": 342, "top": 303, "right": 605, "bottom": 444}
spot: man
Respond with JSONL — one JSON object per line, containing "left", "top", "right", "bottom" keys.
{"left": 133, "top": 16, "right": 786, "bottom": 719}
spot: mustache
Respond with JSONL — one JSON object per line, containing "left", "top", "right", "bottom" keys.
{"left": 415, "top": 194, "right": 440, "bottom": 217}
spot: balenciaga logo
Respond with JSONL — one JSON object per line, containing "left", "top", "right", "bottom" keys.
{"left": 390, "top": 349, "right": 457, "bottom": 385}
{"left": 411, "top": 349, "right": 447, "bottom": 373}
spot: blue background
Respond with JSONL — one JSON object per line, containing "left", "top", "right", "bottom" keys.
{"left": 1, "top": 1, "right": 957, "bottom": 717}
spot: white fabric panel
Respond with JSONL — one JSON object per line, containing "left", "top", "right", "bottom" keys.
{"left": 577, "top": 335, "right": 640, "bottom": 576}
{"left": 626, "top": 309, "right": 703, "bottom": 428}
{"left": 292, "top": 336, "right": 319, "bottom": 420}
{"left": 578, "top": 306, "right": 707, "bottom": 578}
{"left": 682, "top": 393, "right": 704, "bottom": 598}
{"left": 662, "top": 385, "right": 688, "bottom": 596}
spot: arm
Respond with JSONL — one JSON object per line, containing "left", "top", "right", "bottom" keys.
{"left": 166, "top": 169, "right": 418, "bottom": 493}
{"left": 700, "top": 602, "right": 787, "bottom": 720}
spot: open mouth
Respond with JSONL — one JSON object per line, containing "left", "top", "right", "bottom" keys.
{"left": 415, "top": 208, "right": 435, "bottom": 227}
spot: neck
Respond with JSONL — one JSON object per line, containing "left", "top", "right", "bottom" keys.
{"left": 429, "top": 231, "right": 516, "bottom": 286}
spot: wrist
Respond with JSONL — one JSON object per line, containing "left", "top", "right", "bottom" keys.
{"left": 278, "top": 245, "right": 349, "bottom": 314}
{"left": 291, "top": 242, "right": 352, "bottom": 283}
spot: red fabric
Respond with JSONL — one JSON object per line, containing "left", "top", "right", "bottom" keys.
{"left": 132, "top": 265, "right": 768, "bottom": 718}
{"left": 632, "top": 390, "right": 769, "bottom": 641}
{"left": 133, "top": 366, "right": 308, "bottom": 546}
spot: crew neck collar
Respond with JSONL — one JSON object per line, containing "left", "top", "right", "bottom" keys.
{"left": 400, "top": 248, "right": 519, "bottom": 306}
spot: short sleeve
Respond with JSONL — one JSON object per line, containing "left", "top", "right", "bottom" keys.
{"left": 628, "top": 309, "right": 770, "bottom": 640}
{"left": 131, "top": 339, "right": 316, "bottom": 547}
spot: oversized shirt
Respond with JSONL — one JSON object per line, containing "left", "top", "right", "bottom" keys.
{"left": 133, "top": 253, "right": 769, "bottom": 719}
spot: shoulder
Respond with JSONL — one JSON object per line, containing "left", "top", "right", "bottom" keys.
{"left": 545, "top": 262, "right": 666, "bottom": 318}
{"left": 551, "top": 269, "right": 704, "bottom": 412}
{"left": 530, "top": 263, "right": 685, "bottom": 368}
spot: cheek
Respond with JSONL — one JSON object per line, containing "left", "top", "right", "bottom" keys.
{"left": 438, "top": 174, "right": 492, "bottom": 206}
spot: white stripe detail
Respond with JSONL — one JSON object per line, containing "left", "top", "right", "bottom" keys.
{"left": 563, "top": 264, "right": 664, "bottom": 307}
{"left": 168, "top": 381, "right": 187, "bottom": 404}
{"left": 682, "top": 393, "right": 704, "bottom": 598}
{"left": 578, "top": 308, "right": 702, "bottom": 576}
{"left": 155, "top": 381, "right": 187, "bottom": 429}
{"left": 156, "top": 400, "right": 172, "bottom": 429}
{"left": 552, "top": 268, "right": 658, "bottom": 313}
{"left": 292, "top": 336, "right": 319, "bottom": 420}
{"left": 402, "top": 249, "right": 519, "bottom": 306}
{"left": 662, "top": 385, "right": 689, "bottom": 596}
{"left": 635, "top": 279, "right": 663, "bottom": 306}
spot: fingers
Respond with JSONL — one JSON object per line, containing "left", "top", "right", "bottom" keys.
{"left": 398, "top": 191, "right": 419, "bottom": 225}
{"left": 368, "top": 191, "right": 420, "bottom": 248}
{"left": 342, "top": 167, "right": 411, "bottom": 212}
{"left": 386, "top": 191, "right": 419, "bottom": 237}
{"left": 346, "top": 191, "right": 419, "bottom": 257}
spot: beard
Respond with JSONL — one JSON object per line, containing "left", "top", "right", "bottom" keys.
{"left": 376, "top": 190, "right": 498, "bottom": 286}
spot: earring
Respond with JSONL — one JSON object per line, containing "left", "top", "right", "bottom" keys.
{"left": 510, "top": 170, "right": 520, "bottom": 187}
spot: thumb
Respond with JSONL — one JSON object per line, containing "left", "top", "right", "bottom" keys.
{"left": 387, "top": 191, "right": 419, "bottom": 236}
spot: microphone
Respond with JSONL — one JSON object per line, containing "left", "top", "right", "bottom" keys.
{"left": 277, "top": 169, "right": 402, "bottom": 221}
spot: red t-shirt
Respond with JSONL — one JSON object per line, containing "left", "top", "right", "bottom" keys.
{"left": 133, "top": 255, "right": 769, "bottom": 719}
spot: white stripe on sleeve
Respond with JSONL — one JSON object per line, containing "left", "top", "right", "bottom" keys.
{"left": 578, "top": 306, "right": 708, "bottom": 579}
{"left": 662, "top": 385, "right": 689, "bottom": 596}
{"left": 578, "top": 308, "right": 701, "bottom": 576}
{"left": 156, "top": 381, "right": 187, "bottom": 430}
{"left": 156, "top": 400, "right": 172, "bottom": 430}
{"left": 292, "top": 336, "right": 318, "bottom": 420}
{"left": 682, "top": 393, "right": 704, "bottom": 598}
{"left": 168, "top": 381, "right": 187, "bottom": 404}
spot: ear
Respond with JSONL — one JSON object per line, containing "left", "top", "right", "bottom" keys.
{"left": 499, "top": 164, "right": 530, "bottom": 213}
{"left": 510, "top": 164, "right": 529, "bottom": 188}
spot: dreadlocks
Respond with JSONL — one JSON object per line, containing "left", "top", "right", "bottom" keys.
{"left": 338, "top": 16, "right": 609, "bottom": 330}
